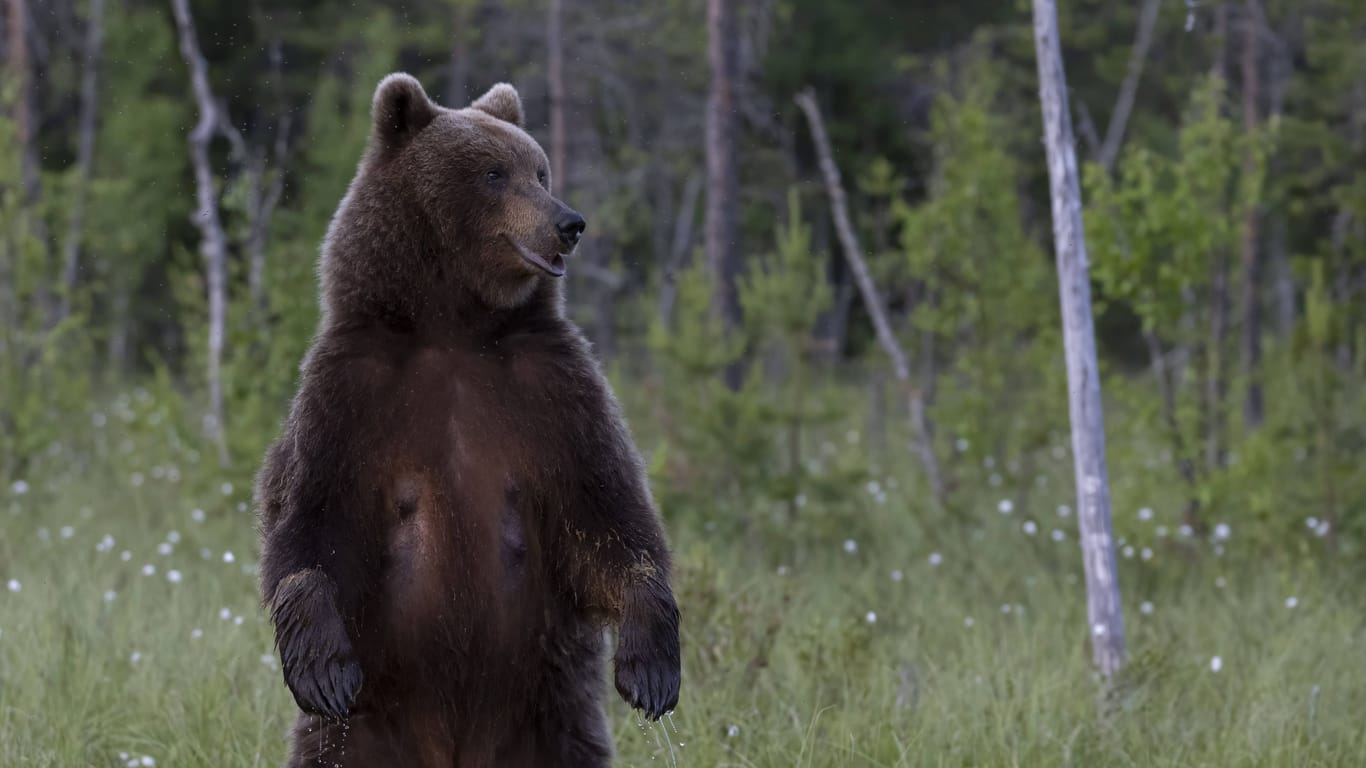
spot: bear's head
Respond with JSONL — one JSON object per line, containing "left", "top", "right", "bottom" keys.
{"left": 326, "top": 74, "right": 585, "bottom": 321}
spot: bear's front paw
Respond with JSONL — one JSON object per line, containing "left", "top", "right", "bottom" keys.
{"left": 613, "top": 599, "right": 680, "bottom": 720}
{"left": 281, "top": 639, "right": 363, "bottom": 722}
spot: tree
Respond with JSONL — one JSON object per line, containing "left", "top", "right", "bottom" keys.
{"left": 1032, "top": 0, "right": 1126, "bottom": 676}
{"left": 706, "top": 0, "right": 742, "bottom": 387}
{"left": 795, "top": 89, "right": 944, "bottom": 505}
{"left": 170, "top": 0, "right": 231, "bottom": 467}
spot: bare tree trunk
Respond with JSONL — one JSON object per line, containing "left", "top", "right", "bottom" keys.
{"left": 1032, "top": 0, "right": 1126, "bottom": 677}
{"left": 1238, "top": 0, "right": 1264, "bottom": 428}
{"left": 444, "top": 1, "right": 473, "bottom": 106}
{"left": 1097, "top": 0, "right": 1162, "bottom": 171}
{"left": 8, "top": 0, "right": 54, "bottom": 326}
{"left": 660, "top": 173, "right": 702, "bottom": 326}
{"left": 547, "top": 0, "right": 567, "bottom": 193}
{"left": 57, "top": 0, "right": 105, "bottom": 325}
{"left": 1206, "top": 250, "right": 1230, "bottom": 468}
{"left": 794, "top": 89, "right": 944, "bottom": 505}
{"left": 170, "top": 0, "right": 230, "bottom": 467}
{"left": 706, "top": 0, "right": 743, "bottom": 388}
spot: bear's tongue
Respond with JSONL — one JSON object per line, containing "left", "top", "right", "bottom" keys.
{"left": 507, "top": 237, "right": 567, "bottom": 278}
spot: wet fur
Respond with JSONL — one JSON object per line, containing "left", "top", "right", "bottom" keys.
{"left": 255, "top": 75, "right": 679, "bottom": 767}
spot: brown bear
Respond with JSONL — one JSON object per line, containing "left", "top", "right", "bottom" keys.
{"left": 254, "top": 74, "right": 680, "bottom": 767}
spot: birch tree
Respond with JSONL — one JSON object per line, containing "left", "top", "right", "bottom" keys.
{"left": 706, "top": 0, "right": 742, "bottom": 387}
{"left": 170, "top": 0, "right": 230, "bottom": 466}
{"left": 1032, "top": 0, "right": 1126, "bottom": 676}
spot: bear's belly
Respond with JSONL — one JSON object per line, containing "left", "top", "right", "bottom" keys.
{"left": 377, "top": 470, "right": 547, "bottom": 667}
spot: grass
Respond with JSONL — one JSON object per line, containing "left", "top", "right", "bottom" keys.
{"left": 1, "top": 391, "right": 1363, "bottom": 767}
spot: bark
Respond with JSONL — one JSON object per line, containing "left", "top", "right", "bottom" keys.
{"left": 547, "top": 0, "right": 567, "bottom": 193}
{"left": 706, "top": 0, "right": 743, "bottom": 388}
{"left": 1238, "top": 0, "right": 1264, "bottom": 427}
{"left": 659, "top": 173, "right": 702, "bottom": 326}
{"left": 1097, "top": 0, "right": 1162, "bottom": 171}
{"left": 1031, "top": 0, "right": 1126, "bottom": 677}
{"left": 8, "top": 0, "right": 54, "bottom": 325}
{"left": 247, "top": 114, "right": 290, "bottom": 321}
{"left": 794, "top": 89, "right": 944, "bottom": 505}
{"left": 444, "top": 2, "right": 473, "bottom": 106}
{"left": 1206, "top": 250, "right": 1230, "bottom": 468}
{"left": 57, "top": 0, "right": 105, "bottom": 325}
{"left": 170, "top": 0, "right": 230, "bottom": 467}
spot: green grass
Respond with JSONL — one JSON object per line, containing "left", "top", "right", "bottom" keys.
{"left": 2, "top": 400, "right": 1363, "bottom": 767}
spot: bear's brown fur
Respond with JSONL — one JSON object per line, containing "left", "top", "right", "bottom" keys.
{"left": 254, "top": 74, "right": 680, "bottom": 768}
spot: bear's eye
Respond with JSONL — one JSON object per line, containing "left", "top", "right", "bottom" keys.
{"left": 485, "top": 169, "right": 503, "bottom": 182}
{"left": 537, "top": 170, "right": 547, "bottom": 186}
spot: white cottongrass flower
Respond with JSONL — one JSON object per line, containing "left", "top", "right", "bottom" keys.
{"left": 11, "top": 480, "right": 29, "bottom": 495}
{"left": 167, "top": 531, "right": 181, "bottom": 544}
{"left": 1051, "top": 529, "right": 1066, "bottom": 542}
{"left": 865, "top": 611, "right": 877, "bottom": 624}
{"left": 96, "top": 535, "right": 115, "bottom": 553}
{"left": 6, "top": 579, "right": 20, "bottom": 593}
{"left": 157, "top": 543, "right": 173, "bottom": 556}
{"left": 233, "top": 616, "right": 244, "bottom": 626}
{"left": 1213, "top": 523, "right": 1231, "bottom": 541}
{"left": 928, "top": 552, "right": 943, "bottom": 567}
{"left": 1209, "top": 656, "right": 1223, "bottom": 673}
{"left": 955, "top": 437, "right": 970, "bottom": 452}
{"left": 1138, "top": 507, "right": 1153, "bottom": 521}
{"left": 219, "top": 608, "right": 232, "bottom": 621}
{"left": 963, "top": 616, "right": 975, "bottom": 627}
{"left": 191, "top": 508, "right": 206, "bottom": 523}
{"left": 261, "top": 654, "right": 279, "bottom": 670}
{"left": 220, "top": 482, "right": 234, "bottom": 496}
{"left": 1140, "top": 601, "right": 1154, "bottom": 615}
{"left": 890, "top": 569, "right": 904, "bottom": 582}
{"left": 167, "top": 570, "right": 183, "bottom": 584}
{"left": 1215, "top": 577, "right": 1227, "bottom": 588}
{"left": 60, "top": 526, "right": 74, "bottom": 539}
{"left": 1306, "top": 517, "right": 1319, "bottom": 529}
{"left": 1156, "top": 525, "right": 1169, "bottom": 537}
{"left": 726, "top": 725, "right": 740, "bottom": 738}
{"left": 1057, "top": 504, "right": 1071, "bottom": 518}
{"left": 1122, "top": 546, "right": 1135, "bottom": 559}
{"left": 190, "top": 628, "right": 203, "bottom": 639}
{"left": 141, "top": 564, "right": 156, "bottom": 577}
{"left": 120, "top": 550, "right": 132, "bottom": 561}
{"left": 1000, "top": 604, "right": 1012, "bottom": 614}
{"left": 988, "top": 473, "right": 1003, "bottom": 487}
{"left": 998, "top": 499, "right": 1014, "bottom": 514}
{"left": 1285, "top": 596, "right": 1299, "bottom": 609}
{"left": 104, "top": 590, "right": 117, "bottom": 603}
{"left": 1315, "top": 521, "right": 1331, "bottom": 537}
{"left": 1178, "top": 524, "right": 1194, "bottom": 538}
{"left": 222, "top": 551, "right": 236, "bottom": 564}
{"left": 130, "top": 651, "right": 142, "bottom": 664}
{"left": 842, "top": 539, "right": 857, "bottom": 555}
{"left": 130, "top": 473, "right": 145, "bottom": 488}
{"left": 1141, "top": 548, "right": 1153, "bottom": 561}
{"left": 1022, "top": 521, "right": 1037, "bottom": 536}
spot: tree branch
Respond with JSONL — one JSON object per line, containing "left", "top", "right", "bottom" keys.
{"left": 794, "top": 88, "right": 944, "bottom": 504}
{"left": 1097, "top": 0, "right": 1162, "bottom": 171}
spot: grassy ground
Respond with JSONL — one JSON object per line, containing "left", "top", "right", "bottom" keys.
{"left": 2, "top": 394, "right": 1363, "bottom": 767}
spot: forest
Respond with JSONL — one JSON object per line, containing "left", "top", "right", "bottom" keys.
{"left": 1, "top": 0, "right": 1364, "bottom": 765}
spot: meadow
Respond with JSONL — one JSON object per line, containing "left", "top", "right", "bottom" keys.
{"left": 2, "top": 386, "right": 1362, "bottom": 768}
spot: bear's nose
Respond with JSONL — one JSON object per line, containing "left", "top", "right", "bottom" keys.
{"left": 556, "top": 210, "right": 586, "bottom": 248}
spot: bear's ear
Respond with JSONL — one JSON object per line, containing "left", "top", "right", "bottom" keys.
{"left": 470, "top": 83, "right": 524, "bottom": 127}
{"left": 371, "top": 73, "right": 438, "bottom": 149}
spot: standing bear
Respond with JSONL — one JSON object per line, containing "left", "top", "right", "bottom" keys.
{"left": 254, "top": 74, "right": 680, "bottom": 767}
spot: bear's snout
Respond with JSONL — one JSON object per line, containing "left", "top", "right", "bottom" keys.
{"left": 555, "top": 208, "right": 586, "bottom": 250}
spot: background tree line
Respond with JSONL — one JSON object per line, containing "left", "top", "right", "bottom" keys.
{"left": 2, "top": 0, "right": 1364, "bottom": 553}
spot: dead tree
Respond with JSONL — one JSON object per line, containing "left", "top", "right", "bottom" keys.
{"left": 1032, "top": 0, "right": 1127, "bottom": 676}
{"left": 1239, "top": 0, "right": 1264, "bottom": 427}
{"left": 57, "top": 0, "right": 106, "bottom": 325}
{"left": 794, "top": 89, "right": 945, "bottom": 505}
{"left": 706, "top": 0, "right": 743, "bottom": 387}
{"left": 170, "top": 0, "right": 230, "bottom": 466}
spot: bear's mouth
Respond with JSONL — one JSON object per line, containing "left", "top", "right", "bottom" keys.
{"left": 505, "top": 236, "right": 567, "bottom": 278}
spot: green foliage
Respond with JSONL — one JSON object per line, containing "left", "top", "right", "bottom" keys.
{"left": 890, "top": 59, "right": 1063, "bottom": 480}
